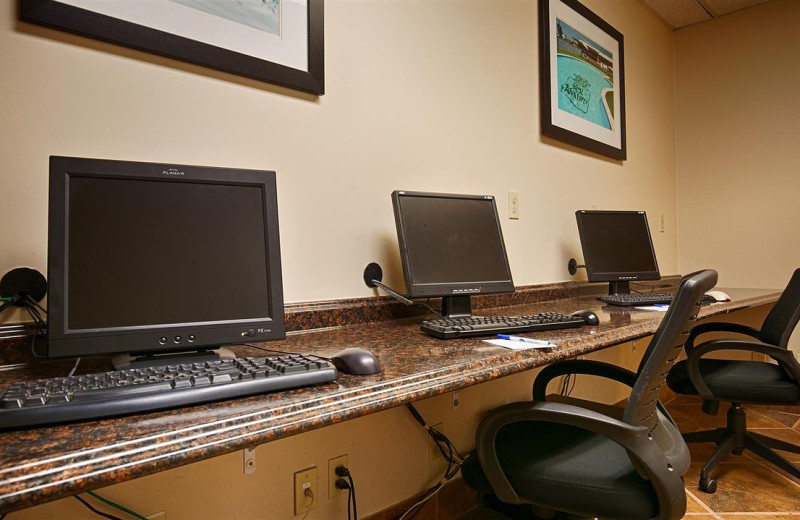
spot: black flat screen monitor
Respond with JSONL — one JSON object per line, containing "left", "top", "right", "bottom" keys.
{"left": 575, "top": 210, "right": 660, "bottom": 295}
{"left": 391, "top": 190, "right": 514, "bottom": 318}
{"left": 47, "top": 156, "right": 285, "bottom": 367}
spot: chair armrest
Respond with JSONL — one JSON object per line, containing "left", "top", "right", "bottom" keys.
{"left": 685, "top": 322, "right": 761, "bottom": 354}
{"left": 475, "top": 400, "right": 686, "bottom": 519}
{"left": 532, "top": 360, "right": 679, "bottom": 429}
{"left": 686, "top": 340, "right": 800, "bottom": 400}
{"left": 532, "top": 360, "right": 637, "bottom": 400}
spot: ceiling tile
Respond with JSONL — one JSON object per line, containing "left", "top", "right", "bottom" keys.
{"left": 640, "top": 0, "right": 712, "bottom": 29}
{"left": 700, "top": 0, "right": 773, "bottom": 17}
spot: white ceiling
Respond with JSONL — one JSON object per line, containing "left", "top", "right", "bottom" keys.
{"left": 639, "top": 0, "right": 773, "bottom": 29}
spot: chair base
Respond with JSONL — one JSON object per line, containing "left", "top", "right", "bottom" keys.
{"left": 684, "top": 403, "right": 800, "bottom": 493}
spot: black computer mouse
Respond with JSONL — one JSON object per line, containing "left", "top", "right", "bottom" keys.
{"left": 571, "top": 309, "right": 600, "bottom": 326}
{"left": 331, "top": 348, "right": 382, "bottom": 375}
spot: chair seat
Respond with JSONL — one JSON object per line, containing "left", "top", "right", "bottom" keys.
{"left": 462, "top": 420, "right": 659, "bottom": 520}
{"left": 667, "top": 359, "right": 800, "bottom": 404}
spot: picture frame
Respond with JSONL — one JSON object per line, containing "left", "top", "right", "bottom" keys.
{"left": 19, "top": 0, "right": 325, "bottom": 96}
{"left": 539, "top": 0, "right": 625, "bottom": 160}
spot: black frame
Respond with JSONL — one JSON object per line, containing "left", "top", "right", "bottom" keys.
{"left": 575, "top": 210, "right": 660, "bottom": 292}
{"left": 19, "top": 0, "right": 325, "bottom": 95}
{"left": 539, "top": 0, "right": 625, "bottom": 159}
{"left": 391, "top": 190, "right": 515, "bottom": 303}
{"left": 47, "top": 156, "right": 285, "bottom": 358}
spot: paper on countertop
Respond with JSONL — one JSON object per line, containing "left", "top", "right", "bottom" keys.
{"left": 483, "top": 339, "right": 558, "bottom": 350}
{"left": 635, "top": 305, "right": 669, "bottom": 312}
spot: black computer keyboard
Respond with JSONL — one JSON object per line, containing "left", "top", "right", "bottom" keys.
{"left": 0, "top": 354, "right": 338, "bottom": 430}
{"left": 420, "top": 312, "right": 585, "bottom": 339}
{"left": 598, "top": 293, "right": 674, "bottom": 306}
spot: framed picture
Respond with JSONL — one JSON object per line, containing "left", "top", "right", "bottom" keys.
{"left": 19, "top": 0, "right": 325, "bottom": 95}
{"left": 539, "top": 0, "right": 625, "bottom": 160}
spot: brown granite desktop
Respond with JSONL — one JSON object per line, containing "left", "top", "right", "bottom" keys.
{"left": 0, "top": 280, "right": 779, "bottom": 513}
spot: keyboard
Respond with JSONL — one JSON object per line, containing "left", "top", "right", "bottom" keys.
{"left": 0, "top": 354, "right": 338, "bottom": 430}
{"left": 420, "top": 312, "right": 585, "bottom": 339}
{"left": 598, "top": 293, "right": 674, "bottom": 306}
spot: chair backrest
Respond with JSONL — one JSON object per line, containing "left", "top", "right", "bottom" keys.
{"left": 759, "top": 268, "right": 800, "bottom": 348}
{"left": 624, "top": 269, "right": 718, "bottom": 431}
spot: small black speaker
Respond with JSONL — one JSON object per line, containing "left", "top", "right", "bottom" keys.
{"left": 0, "top": 268, "right": 47, "bottom": 306}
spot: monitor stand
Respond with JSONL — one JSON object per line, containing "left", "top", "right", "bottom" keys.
{"left": 607, "top": 281, "right": 631, "bottom": 296}
{"left": 112, "top": 347, "right": 236, "bottom": 370}
{"left": 441, "top": 295, "right": 473, "bottom": 319}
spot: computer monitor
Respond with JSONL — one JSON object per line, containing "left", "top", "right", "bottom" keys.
{"left": 575, "top": 210, "right": 660, "bottom": 296}
{"left": 391, "top": 190, "right": 515, "bottom": 318}
{"left": 47, "top": 156, "right": 285, "bottom": 368}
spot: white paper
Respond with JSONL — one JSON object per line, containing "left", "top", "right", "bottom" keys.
{"left": 634, "top": 305, "right": 669, "bottom": 312}
{"left": 483, "top": 339, "right": 557, "bottom": 350}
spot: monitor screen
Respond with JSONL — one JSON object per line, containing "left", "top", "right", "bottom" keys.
{"left": 47, "top": 156, "right": 285, "bottom": 360}
{"left": 392, "top": 191, "right": 514, "bottom": 316}
{"left": 575, "top": 210, "right": 660, "bottom": 294}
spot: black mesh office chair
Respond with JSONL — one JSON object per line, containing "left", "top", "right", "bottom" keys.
{"left": 666, "top": 268, "right": 800, "bottom": 493}
{"left": 462, "top": 269, "right": 717, "bottom": 520}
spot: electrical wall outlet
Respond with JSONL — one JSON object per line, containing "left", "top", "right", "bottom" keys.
{"left": 293, "top": 467, "right": 318, "bottom": 515}
{"left": 659, "top": 213, "right": 665, "bottom": 233}
{"left": 328, "top": 454, "right": 349, "bottom": 499}
{"left": 508, "top": 191, "right": 520, "bottom": 220}
{"left": 429, "top": 423, "right": 444, "bottom": 460}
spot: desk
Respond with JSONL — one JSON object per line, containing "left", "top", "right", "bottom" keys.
{"left": 0, "top": 287, "right": 779, "bottom": 513}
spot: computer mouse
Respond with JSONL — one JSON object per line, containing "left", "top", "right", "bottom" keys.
{"left": 704, "top": 290, "right": 731, "bottom": 302}
{"left": 331, "top": 348, "right": 382, "bottom": 375}
{"left": 571, "top": 309, "right": 599, "bottom": 326}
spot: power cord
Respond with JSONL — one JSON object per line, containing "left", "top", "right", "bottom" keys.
{"left": 401, "top": 404, "right": 465, "bottom": 520}
{"left": 73, "top": 490, "right": 149, "bottom": 520}
{"left": 559, "top": 373, "right": 576, "bottom": 396}
{"left": 334, "top": 465, "right": 357, "bottom": 520}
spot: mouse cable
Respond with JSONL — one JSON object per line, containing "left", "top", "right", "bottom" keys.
{"left": 242, "top": 343, "right": 304, "bottom": 357}
{"left": 243, "top": 344, "right": 337, "bottom": 365}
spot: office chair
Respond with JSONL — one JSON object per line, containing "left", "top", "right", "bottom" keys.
{"left": 462, "top": 269, "right": 717, "bottom": 520}
{"left": 666, "top": 268, "right": 800, "bottom": 493}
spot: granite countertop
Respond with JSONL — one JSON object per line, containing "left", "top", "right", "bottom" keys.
{"left": 0, "top": 287, "right": 779, "bottom": 513}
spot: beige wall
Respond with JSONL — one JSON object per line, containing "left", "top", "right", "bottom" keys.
{"left": 0, "top": 0, "right": 676, "bottom": 323}
{"left": 675, "top": 0, "right": 800, "bottom": 290}
{"left": 1, "top": 0, "right": 679, "bottom": 518}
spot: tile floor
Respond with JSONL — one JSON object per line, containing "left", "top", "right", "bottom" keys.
{"left": 668, "top": 396, "right": 800, "bottom": 519}
{"left": 456, "top": 397, "right": 800, "bottom": 520}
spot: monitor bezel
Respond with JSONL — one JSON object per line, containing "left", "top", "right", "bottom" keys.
{"left": 47, "top": 156, "right": 285, "bottom": 358}
{"left": 391, "top": 190, "right": 515, "bottom": 300}
{"left": 575, "top": 209, "right": 661, "bottom": 285}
